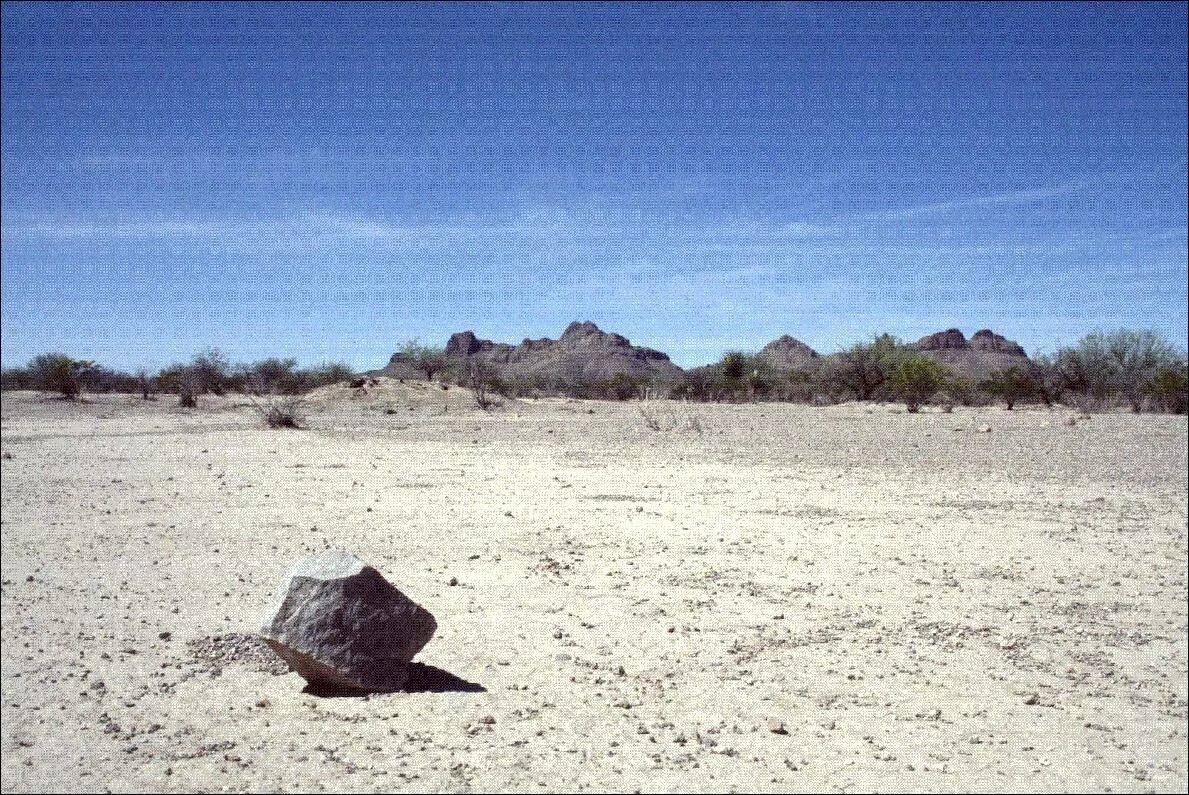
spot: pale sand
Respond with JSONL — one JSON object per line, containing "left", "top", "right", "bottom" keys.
{"left": 1, "top": 388, "right": 1186, "bottom": 792}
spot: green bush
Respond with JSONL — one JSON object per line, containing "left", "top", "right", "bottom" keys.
{"left": 1145, "top": 364, "right": 1188, "bottom": 414}
{"left": 27, "top": 353, "right": 96, "bottom": 399}
{"left": 981, "top": 366, "right": 1036, "bottom": 410}
{"left": 401, "top": 339, "right": 451, "bottom": 381}
{"left": 1056, "top": 330, "right": 1183, "bottom": 412}
{"left": 887, "top": 355, "right": 950, "bottom": 412}
{"left": 942, "top": 376, "right": 990, "bottom": 407}
{"left": 826, "top": 334, "right": 907, "bottom": 401}
{"left": 597, "top": 372, "right": 647, "bottom": 401}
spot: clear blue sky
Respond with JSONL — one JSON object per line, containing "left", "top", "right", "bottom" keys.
{"left": 2, "top": 1, "right": 1186, "bottom": 370}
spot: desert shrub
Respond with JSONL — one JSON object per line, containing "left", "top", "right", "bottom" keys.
{"left": 942, "top": 376, "right": 990, "bottom": 407}
{"left": 720, "top": 351, "right": 747, "bottom": 383}
{"left": 1056, "top": 330, "right": 1183, "bottom": 412}
{"left": 76, "top": 365, "right": 140, "bottom": 393}
{"left": 744, "top": 359, "right": 779, "bottom": 400}
{"left": 638, "top": 399, "right": 703, "bottom": 433}
{"left": 779, "top": 366, "right": 824, "bottom": 404}
{"left": 236, "top": 357, "right": 297, "bottom": 394}
{"left": 155, "top": 363, "right": 203, "bottom": 406}
{"left": 825, "top": 334, "right": 907, "bottom": 401}
{"left": 0, "top": 367, "right": 35, "bottom": 391}
{"left": 190, "top": 348, "right": 232, "bottom": 395}
{"left": 1145, "top": 364, "right": 1188, "bottom": 414}
{"left": 177, "top": 369, "right": 201, "bottom": 407}
{"left": 136, "top": 369, "right": 157, "bottom": 400}
{"left": 461, "top": 358, "right": 498, "bottom": 409}
{"left": 256, "top": 395, "right": 305, "bottom": 428}
{"left": 887, "top": 355, "right": 950, "bottom": 412}
{"left": 706, "top": 352, "right": 776, "bottom": 402}
{"left": 301, "top": 362, "right": 354, "bottom": 389}
{"left": 597, "top": 372, "right": 648, "bottom": 401}
{"left": 981, "top": 365, "right": 1037, "bottom": 410}
{"left": 27, "top": 353, "right": 96, "bottom": 399}
{"left": 401, "top": 339, "right": 450, "bottom": 381}
{"left": 487, "top": 373, "right": 546, "bottom": 399}
{"left": 1029, "top": 354, "right": 1065, "bottom": 407}
{"left": 668, "top": 368, "right": 715, "bottom": 401}
{"left": 154, "top": 363, "right": 188, "bottom": 394}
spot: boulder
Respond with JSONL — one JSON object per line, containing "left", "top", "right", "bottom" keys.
{"left": 260, "top": 550, "right": 437, "bottom": 692}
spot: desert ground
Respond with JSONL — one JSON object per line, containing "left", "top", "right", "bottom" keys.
{"left": 1, "top": 382, "right": 1186, "bottom": 793}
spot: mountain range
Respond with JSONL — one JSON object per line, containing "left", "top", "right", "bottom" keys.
{"left": 377, "top": 322, "right": 1031, "bottom": 383}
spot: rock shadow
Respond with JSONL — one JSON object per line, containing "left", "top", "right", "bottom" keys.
{"left": 301, "top": 662, "right": 486, "bottom": 697}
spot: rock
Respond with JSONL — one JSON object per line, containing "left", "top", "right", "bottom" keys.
{"left": 260, "top": 550, "right": 437, "bottom": 692}
{"left": 1024, "top": 693, "right": 1040, "bottom": 705}
{"left": 767, "top": 718, "right": 788, "bottom": 735}
{"left": 916, "top": 328, "right": 969, "bottom": 351}
{"left": 970, "top": 329, "right": 1026, "bottom": 356}
{"left": 978, "top": 424, "right": 992, "bottom": 433}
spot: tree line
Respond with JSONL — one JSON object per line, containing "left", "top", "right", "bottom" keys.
{"left": 0, "top": 348, "right": 352, "bottom": 405}
{"left": 664, "top": 329, "right": 1186, "bottom": 414}
{"left": 2, "top": 329, "right": 1185, "bottom": 414}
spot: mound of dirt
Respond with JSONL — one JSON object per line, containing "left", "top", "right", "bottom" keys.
{"left": 303, "top": 376, "right": 494, "bottom": 412}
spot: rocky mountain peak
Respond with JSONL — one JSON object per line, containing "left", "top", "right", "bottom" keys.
{"left": 757, "top": 334, "right": 819, "bottom": 371}
{"left": 970, "top": 329, "right": 1027, "bottom": 356}
{"left": 916, "top": 328, "right": 970, "bottom": 350}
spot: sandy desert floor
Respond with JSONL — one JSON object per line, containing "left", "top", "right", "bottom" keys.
{"left": 1, "top": 384, "right": 1186, "bottom": 792}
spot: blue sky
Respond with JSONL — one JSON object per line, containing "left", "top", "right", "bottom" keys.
{"left": 2, "top": 1, "right": 1186, "bottom": 370}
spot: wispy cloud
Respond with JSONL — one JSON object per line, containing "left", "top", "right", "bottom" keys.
{"left": 1, "top": 208, "right": 843, "bottom": 245}
{"left": 0, "top": 180, "right": 1156, "bottom": 262}
{"left": 855, "top": 183, "right": 1083, "bottom": 223}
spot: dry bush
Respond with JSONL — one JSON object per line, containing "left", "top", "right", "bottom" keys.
{"left": 255, "top": 395, "right": 306, "bottom": 428}
{"left": 638, "top": 399, "right": 704, "bottom": 433}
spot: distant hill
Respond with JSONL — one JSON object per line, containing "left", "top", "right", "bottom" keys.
{"left": 909, "top": 328, "right": 1030, "bottom": 382}
{"left": 381, "top": 321, "right": 683, "bottom": 384}
{"left": 756, "top": 334, "right": 820, "bottom": 371}
{"left": 373, "top": 324, "right": 1032, "bottom": 388}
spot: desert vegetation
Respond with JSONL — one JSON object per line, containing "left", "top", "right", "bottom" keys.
{"left": 3, "top": 348, "right": 354, "bottom": 405}
{"left": 253, "top": 395, "right": 307, "bottom": 429}
{"left": 663, "top": 329, "right": 1186, "bottom": 414}
{"left": 2, "top": 328, "right": 1185, "bottom": 414}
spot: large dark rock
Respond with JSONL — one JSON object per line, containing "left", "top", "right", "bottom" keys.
{"left": 916, "top": 328, "right": 970, "bottom": 351}
{"left": 260, "top": 550, "right": 437, "bottom": 692}
{"left": 970, "top": 329, "right": 1026, "bottom": 356}
{"left": 444, "top": 330, "right": 492, "bottom": 358}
